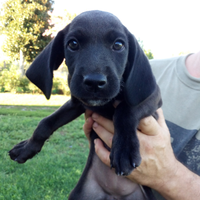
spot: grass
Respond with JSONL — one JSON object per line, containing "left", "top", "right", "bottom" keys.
{"left": 0, "top": 94, "right": 89, "bottom": 200}
{"left": 0, "top": 93, "right": 70, "bottom": 106}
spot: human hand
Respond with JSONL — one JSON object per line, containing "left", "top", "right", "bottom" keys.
{"left": 84, "top": 109, "right": 178, "bottom": 190}
{"left": 84, "top": 109, "right": 94, "bottom": 143}
{"left": 83, "top": 108, "right": 200, "bottom": 200}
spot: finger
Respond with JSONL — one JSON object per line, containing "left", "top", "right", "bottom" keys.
{"left": 83, "top": 117, "right": 94, "bottom": 141}
{"left": 94, "top": 138, "right": 111, "bottom": 167}
{"left": 157, "top": 108, "right": 168, "bottom": 129}
{"left": 138, "top": 115, "right": 160, "bottom": 136}
{"left": 93, "top": 122, "right": 113, "bottom": 148}
{"left": 85, "top": 109, "right": 93, "bottom": 120}
{"left": 92, "top": 113, "right": 114, "bottom": 134}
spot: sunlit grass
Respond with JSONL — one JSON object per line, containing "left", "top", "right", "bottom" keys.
{"left": 0, "top": 93, "right": 70, "bottom": 106}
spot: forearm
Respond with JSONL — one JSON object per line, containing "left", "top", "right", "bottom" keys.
{"left": 155, "top": 161, "right": 200, "bottom": 200}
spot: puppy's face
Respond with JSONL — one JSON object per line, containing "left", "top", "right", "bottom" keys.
{"left": 64, "top": 11, "right": 129, "bottom": 106}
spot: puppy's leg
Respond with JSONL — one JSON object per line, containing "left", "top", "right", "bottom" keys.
{"left": 110, "top": 102, "right": 141, "bottom": 176}
{"left": 110, "top": 86, "right": 162, "bottom": 176}
{"left": 9, "top": 98, "right": 85, "bottom": 163}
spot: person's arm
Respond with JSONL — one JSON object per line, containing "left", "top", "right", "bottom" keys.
{"left": 84, "top": 109, "right": 200, "bottom": 200}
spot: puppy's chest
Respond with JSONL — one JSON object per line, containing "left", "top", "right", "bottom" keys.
{"left": 83, "top": 93, "right": 124, "bottom": 120}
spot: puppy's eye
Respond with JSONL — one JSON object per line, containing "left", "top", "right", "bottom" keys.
{"left": 112, "top": 40, "right": 124, "bottom": 51}
{"left": 68, "top": 39, "right": 79, "bottom": 51}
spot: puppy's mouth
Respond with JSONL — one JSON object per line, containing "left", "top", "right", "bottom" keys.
{"left": 80, "top": 99, "right": 110, "bottom": 107}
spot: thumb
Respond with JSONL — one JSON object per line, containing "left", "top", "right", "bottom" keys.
{"left": 138, "top": 115, "right": 160, "bottom": 136}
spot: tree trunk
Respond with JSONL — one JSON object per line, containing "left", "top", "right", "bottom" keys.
{"left": 20, "top": 50, "right": 25, "bottom": 77}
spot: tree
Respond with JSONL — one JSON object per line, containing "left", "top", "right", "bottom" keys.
{"left": 179, "top": 51, "right": 191, "bottom": 56}
{"left": 138, "top": 38, "right": 154, "bottom": 59}
{"left": 42, "top": 9, "right": 76, "bottom": 76}
{"left": 144, "top": 49, "right": 154, "bottom": 59}
{"left": 0, "top": 0, "right": 54, "bottom": 76}
{"left": 43, "top": 9, "right": 76, "bottom": 38}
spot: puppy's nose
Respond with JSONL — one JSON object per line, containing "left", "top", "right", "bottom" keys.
{"left": 83, "top": 74, "right": 107, "bottom": 92}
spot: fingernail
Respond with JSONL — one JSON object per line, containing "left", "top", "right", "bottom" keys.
{"left": 94, "top": 139, "right": 97, "bottom": 145}
{"left": 93, "top": 122, "right": 98, "bottom": 129}
{"left": 92, "top": 113, "right": 98, "bottom": 120}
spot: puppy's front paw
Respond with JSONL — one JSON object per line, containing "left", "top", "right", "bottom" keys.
{"left": 9, "top": 139, "right": 43, "bottom": 163}
{"left": 110, "top": 136, "right": 141, "bottom": 176}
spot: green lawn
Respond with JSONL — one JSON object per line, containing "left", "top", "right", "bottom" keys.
{"left": 0, "top": 94, "right": 89, "bottom": 200}
{"left": 0, "top": 93, "right": 70, "bottom": 106}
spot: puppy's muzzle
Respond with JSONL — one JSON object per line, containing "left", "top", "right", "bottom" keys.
{"left": 83, "top": 74, "right": 107, "bottom": 93}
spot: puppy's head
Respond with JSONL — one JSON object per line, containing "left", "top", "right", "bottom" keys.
{"left": 63, "top": 11, "right": 129, "bottom": 106}
{"left": 26, "top": 10, "right": 156, "bottom": 107}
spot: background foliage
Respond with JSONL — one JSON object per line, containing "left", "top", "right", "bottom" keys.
{"left": 138, "top": 38, "right": 154, "bottom": 59}
{"left": 0, "top": 0, "right": 54, "bottom": 63}
{"left": 0, "top": 63, "right": 70, "bottom": 95}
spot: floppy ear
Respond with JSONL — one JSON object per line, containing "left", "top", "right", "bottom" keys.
{"left": 26, "top": 27, "right": 68, "bottom": 99}
{"left": 124, "top": 33, "right": 157, "bottom": 107}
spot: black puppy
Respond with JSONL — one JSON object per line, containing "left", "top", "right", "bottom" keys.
{"left": 9, "top": 11, "right": 162, "bottom": 199}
